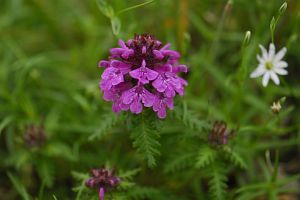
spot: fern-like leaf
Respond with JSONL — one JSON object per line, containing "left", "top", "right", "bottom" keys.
{"left": 89, "top": 112, "right": 123, "bottom": 140}
{"left": 130, "top": 112, "right": 160, "bottom": 167}
{"left": 164, "top": 152, "right": 196, "bottom": 173}
{"left": 195, "top": 145, "right": 217, "bottom": 168}
{"left": 223, "top": 146, "right": 247, "bottom": 169}
{"left": 174, "top": 102, "right": 210, "bottom": 133}
{"left": 208, "top": 163, "right": 228, "bottom": 200}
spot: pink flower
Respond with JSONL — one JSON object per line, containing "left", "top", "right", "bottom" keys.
{"left": 153, "top": 94, "right": 174, "bottom": 119}
{"left": 85, "top": 167, "right": 121, "bottom": 200}
{"left": 98, "top": 34, "right": 188, "bottom": 119}
{"left": 121, "top": 85, "right": 155, "bottom": 114}
{"left": 129, "top": 60, "right": 158, "bottom": 84}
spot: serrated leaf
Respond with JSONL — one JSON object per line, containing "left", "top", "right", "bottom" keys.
{"left": 223, "top": 146, "right": 247, "bottom": 169}
{"left": 208, "top": 164, "right": 228, "bottom": 200}
{"left": 130, "top": 113, "right": 160, "bottom": 167}
{"left": 164, "top": 152, "right": 196, "bottom": 173}
{"left": 195, "top": 145, "right": 217, "bottom": 168}
{"left": 89, "top": 112, "right": 122, "bottom": 140}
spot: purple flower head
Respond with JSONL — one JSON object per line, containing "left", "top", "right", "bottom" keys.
{"left": 85, "top": 167, "right": 121, "bottom": 200}
{"left": 23, "top": 125, "right": 46, "bottom": 147}
{"left": 208, "top": 121, "right": 234, "bottom": 146}
{"left": 99, "top": 34, "right": 188, "bottom": 119}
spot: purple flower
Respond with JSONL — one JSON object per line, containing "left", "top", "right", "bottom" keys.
{"left": 121, "top": 85, "right": 155, "bottom": 114}
{"left": 129, "top": 60, "right": 158, "bottom": 84}
{"left": 85, "top": 167, "right": 121, "bottom": 200}
{"left": 102, "top": 83, "right": 131, "bottom": 113}
{"left": 98, "top": 34, "right": 188, "bottom": 119}
{"left": 153, "top": 93, "right": 174, "bottom": 119}
{"left": 110, "top": 40, "right": 134, "bottom": 59}
{"left": 152, "top": 72, "right": 188, "bottom": 97}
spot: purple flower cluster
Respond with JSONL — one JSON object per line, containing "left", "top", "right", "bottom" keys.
{"left": 85, "top": 167, "right": 120, "bottom": 200}
{"left": 99, "top": 34, "right": 188, "bottom": 119}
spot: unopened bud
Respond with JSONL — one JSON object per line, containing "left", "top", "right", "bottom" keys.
{"left": 243, "top": 31, "right": 251, "bottom": 47}
{"left": 279, "top": 2, "right": 287, "bottom": 16}
{"left": 271, "top": 101, "right": 282, "bottom": 114}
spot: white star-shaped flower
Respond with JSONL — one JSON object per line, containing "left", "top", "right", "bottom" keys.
{"left": 250, "top": 43, "right": 288, "bottom": 87}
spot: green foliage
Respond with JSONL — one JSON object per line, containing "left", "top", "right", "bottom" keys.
{"left": 88, "top": 112, "right": 123, "bottom": 140}
{"left": 130, "top": 112, "right": 161, "bottom": 167}
{"left": 7, "top": 173, "right": 31, "bottom": 200}
{"left": 164, "top": 151, "right": 196, "bottom": 173}
{"left": 195, "top": 145, "right": 217, "bottom": 168}
{"left": 1, "top": 0, "right": 300, "bottom": 200}
{"left": 208, "top": 164, "right": 228, "bottom": 200}
{"left": 222, "top": 146, "right": 247, "bottom": 169}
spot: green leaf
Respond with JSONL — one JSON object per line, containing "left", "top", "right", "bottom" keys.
{"left": 130, "top": 112, "right": 161, "bottom": 167}
{"left": 89, "top": 112, "right": 122, "bottom": 140}
{"left": 222, "top": 146, "right": 247, "bottom": 169}
{"left": 208, "top": 164, "right": 228, "bottom": 200}
{"left": 72, "top": 171, "right": 89, "bottom": 200}
{"left": 0, "top": 116, "right": 13, "bottom": 135}
{"left": 195, "top": 145, "right": 217, "bottom": 168}
{"left": 164, "top": 152, "right": 196, "bottom": 173}
{"left": 175, "top": 102, "right": 210, "bottom": 133}
{"left": 7, "top": 172, "right": 31, "bottom": 200}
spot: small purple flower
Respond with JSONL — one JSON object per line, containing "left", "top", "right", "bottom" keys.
{"left": 152, "top": 72, "right": 188, "bottom": 97}
{"left": 153, "top": 93, "right": 174, "bottom": 119}
{"left": 129, "top": 60, "right": 158, "bottom": 84}
{"left": 99, "top": 34, "right": 188, "bottom": 119}
{"left": 85, "top": 167, "right": 121, "bottom": 200}
{"left": 102, "top": 83, "right": 131, "bottom": 113}
{"left": 110, "top": 40, "right": 134, "bottom": 59}
{"left": 121, "top": 85, "right": 155, "bottom": 114}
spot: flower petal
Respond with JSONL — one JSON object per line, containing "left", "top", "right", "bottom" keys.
{"left": 274, "top": 47, "right": 287, "bottom": 62}
{"left": 256, "top": 55, "right": 264, "bottom": 63}
{"left": 130, "top": 100, "right": 143, "bottom": 114}
{"left": 270, "top": 71, "right": 280, "bottom": 85}
{"left": 152, "top": 75, "right": 167, "bottom": 92}
{"left": 275, "top": 61, "right": 288, "bottom": 68}
{"left": 157, "top": 108, "right": 167, "bottom": 119}
{"left": 268, "top": 43, "right": 276, "bottom": 59}
{"left": 262, "top": 72, "right": 270, "bottom": 87}
{"left": 250, "top": 66, "right": 265, "bottom": 78}
{"left": 259, "top": 44, "right": 268, "bottom": 60}
{"left": 274, "top": 68, "right": 288, "bottom": 75}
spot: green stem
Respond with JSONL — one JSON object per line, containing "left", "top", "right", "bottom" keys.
{"left": 117, "top": 0, "right": 155, "bottom": 15}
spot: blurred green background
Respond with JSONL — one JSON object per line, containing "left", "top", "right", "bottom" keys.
{"left": 1, "top": 0, "right": 300, "bottom": 199}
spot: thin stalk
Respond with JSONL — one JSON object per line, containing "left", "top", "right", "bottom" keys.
{"left": 118, "top": 0, "right": 155, "bottom": 15}
{"left": 210, "top": 0, "right": 233, "bottom": 62}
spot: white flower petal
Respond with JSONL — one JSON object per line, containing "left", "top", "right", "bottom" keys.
{"left": 274, "top": 68, "right": 288, "bottom": 75}
{"left": 256, "top": 54, "right": 264, "bottom": 63}
{"left": 275, "top": 61, "right": 288, "bottom": 68}
{"left": 268, "top": 43, "right": 275, "bottom": 59}
{"left": 259, "top": 44, "right": 268, "bottom": 60}
{"left": 262, "top": 72, "right": 270, "bottom": 87}
{"left": 270, "top": 71, "right": 280, "bottom": 85}
{"left": 274, "top": 47, "right": 287, "bottom": 62}
{"left": 250, "top": 66, "right": 265, "bottom": 78}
